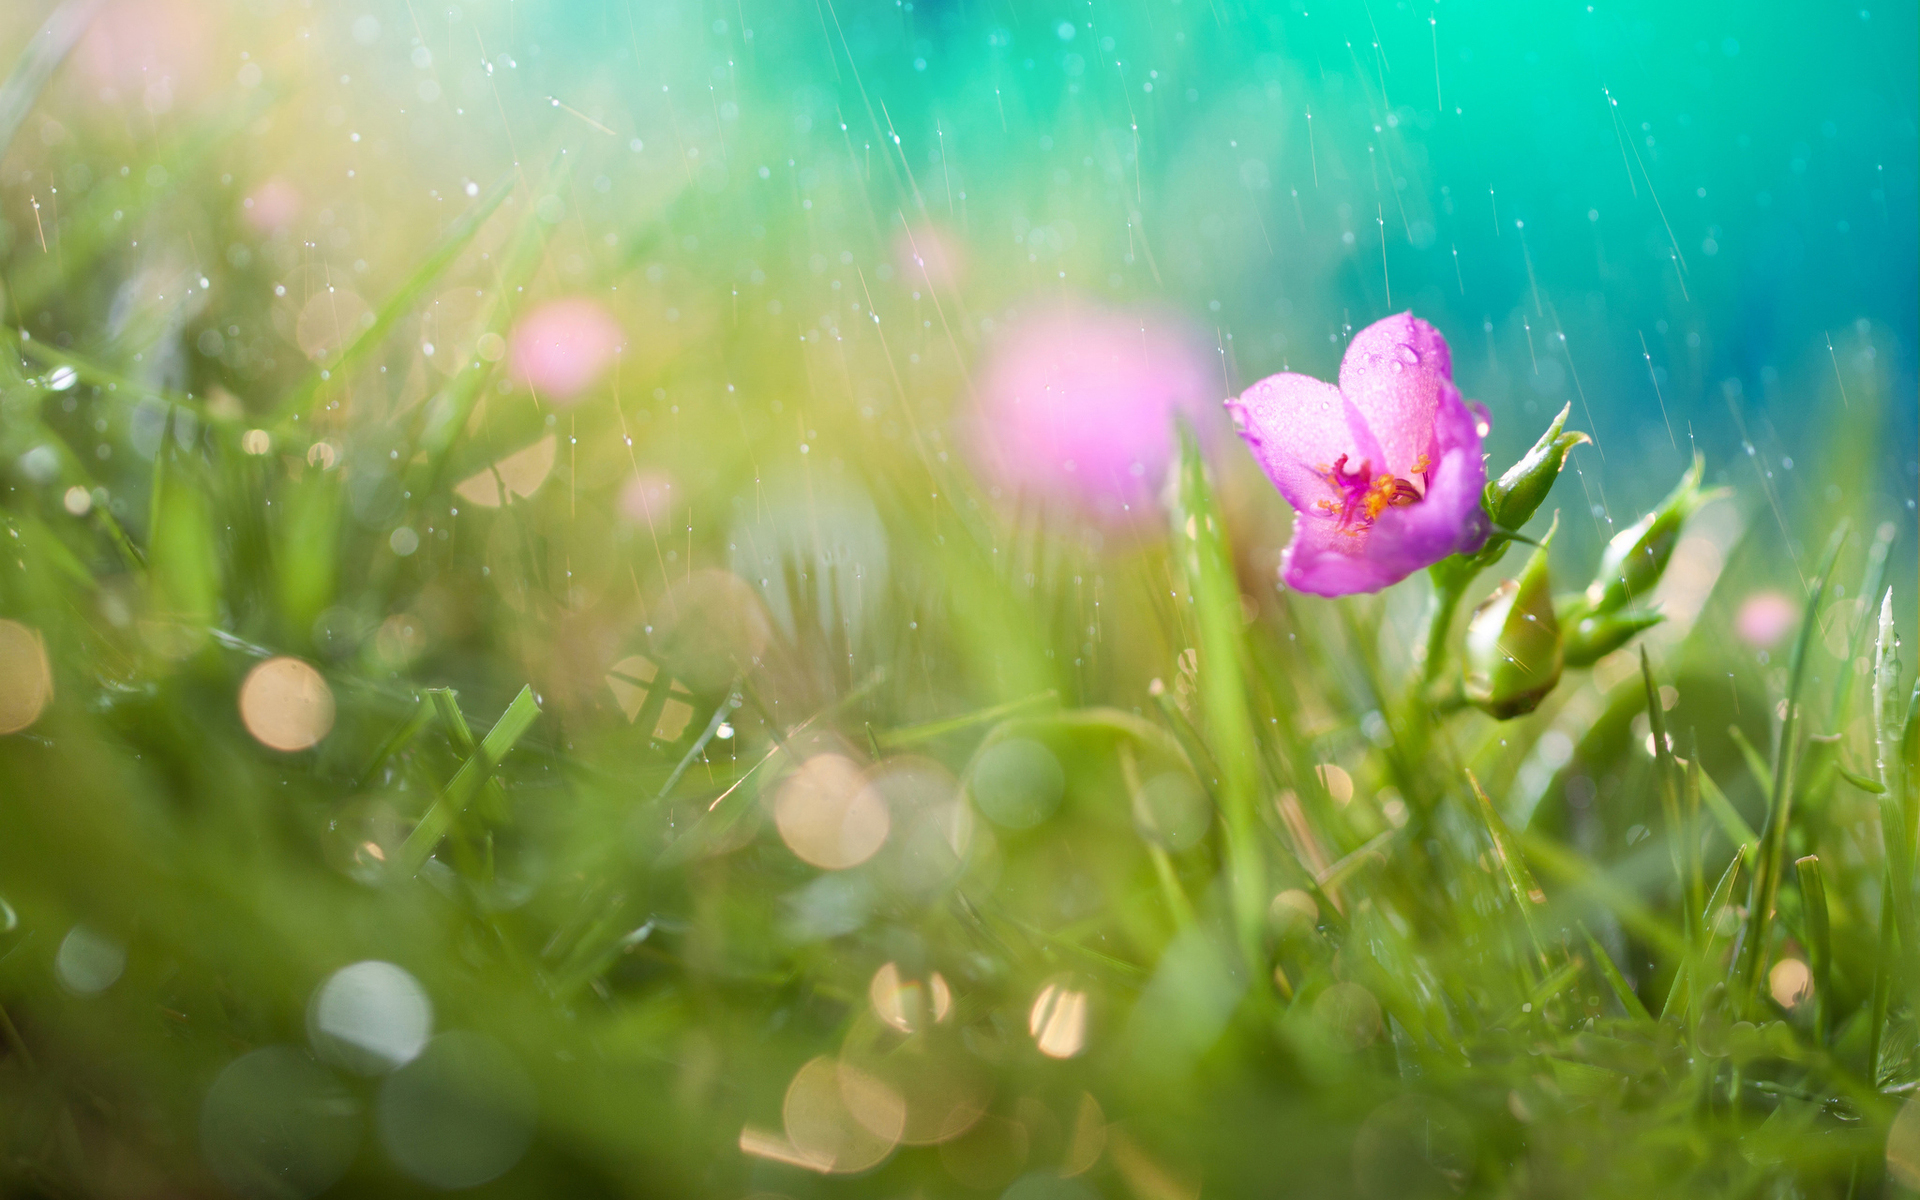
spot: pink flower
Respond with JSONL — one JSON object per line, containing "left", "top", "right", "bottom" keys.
{"left": 970, "top": 303, "right": 1213, "bottom": 523}
{"left": 1228, "top": 313, "right": 1489, "bottom": 597}
{"left": 1734, "top": 591, "right": 1797, "bottom": 648}
{"left": 509, "top": 298, "right": 623, "bottom": 404}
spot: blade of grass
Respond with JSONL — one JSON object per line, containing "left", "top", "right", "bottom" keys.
{"left": 1792, "top": 855, "right": 1831, "bottom": 1042}
{"left": 1727, "top": 725, "right": 1773, "bottom": 798}
{"left": 1169, "top": 421, "right": 1265, "bottom": 970}
{"left": 873, "top": 689, "right": 1058, "bottom": 748}
{"left": 1698, "top": 765, "right": 1760, "bottom": 858}
{"left": 1735, "top": 524, "right": 1844, "bottom": 1011}
{"left": 396, "top": 686, "right": 541, "bottom": 876}
{"left": 356, "top": 695, "right": 435, "bottom": 790}
{"left": 1641, "top": 648, "right": 1689, "bottom": 936}
{"left": 1579, "top": 920, "right": 1652, "bottom": 1022}
{"left": 1521, "top": 830, "right": 1688, "bottom": 965}
{"left": 1466, "top": 768, "right": 1552, "bottom": 973}
{"left": 0, "top": 0, "right": 104, "bottom": 158}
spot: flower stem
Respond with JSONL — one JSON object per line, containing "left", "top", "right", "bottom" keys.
{"left": 1419, "top": 578, "right": 1466, "bottom": 688}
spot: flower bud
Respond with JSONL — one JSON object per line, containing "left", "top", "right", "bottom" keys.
{"left": 1464, "top": 518, "right": 1563, "bottom": 719}
{"left": 1484, "top": 403, "right": 1589, "bottom": 532}
{"left": 1584, "top": 453, "right": 1712, "bottom": 614}
{"left": 1561, "top": 607, "right": 1664, "bottom": 668}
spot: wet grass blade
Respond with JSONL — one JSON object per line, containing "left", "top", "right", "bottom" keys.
{"left": 1579, "top": 920, "right": 1652, "bottom": 1022}
{"left": 874, "top": 689, "right": 1058, "bottom": 748}
{"left": 1793, "top": 855, "right": 1831, "bottom": 1042}
{"left": 1641, "top": 648, "right": 1689, "bottom": 934}
{"left": 1697, "top": 765, "right": 1759, "bottom": 857}
{"left": 396, "top": 686, "right": 541, "bottom": 876}
{"left": 1735, "top": 523, "right": 1844, "bottom": 1011}
{"left": 1522, "top": 831, "right": 1687, "bottom": 965}
{"left": 1466, "top": 769, "right": 1552, "bottom": 971}
{"left": 1170, "top": 421, "right": 1265, "bottom": 968}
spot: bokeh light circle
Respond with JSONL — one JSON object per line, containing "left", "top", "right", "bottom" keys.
{"left": 200, "top": 1046, "right": 360, "bottom": 1200}
{"left": 55, "top": 925, "right": 125, "bottom": 995}
{"left": 0, "top": 620, "right": 53, "bottom": 734}
{"left": 309, "top": 961, "right": 434, "bottom": 1075}
{"left": 969, "top": 739, "right": 1065, "bottom": 830}
{"left": 774, "top": 754, "right": 890, "bottom": 870}
{"left": 376, "top": 1031, "right": 536, "bottom": 1189}
{"left": 782, "top": 1055, "right": 904, "bottom": 1175}
{"left": 239, "top": 657, "right": 335, "bottom": 752}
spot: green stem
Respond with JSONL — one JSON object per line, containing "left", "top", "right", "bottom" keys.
{"left": 1420, "top": 579, "right": 1467, "bottom": 687}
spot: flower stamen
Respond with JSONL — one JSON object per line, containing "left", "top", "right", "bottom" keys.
{"left": 1316, "top": 454, "right": 1425, "bottom": 534}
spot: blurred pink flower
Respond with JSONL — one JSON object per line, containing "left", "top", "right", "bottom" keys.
{"left": 894, "top": 225, "right": 966, "bottom": 292}
{"left": 619, "top": 471, "right": 675, "bottom": 527}
{"left": 1228, "top": 313, "right": 1490, "bottom": 597}
{"left": 76, "top": 0, "right": 211, "bottom": 111}
{"left": 242, "top": 178, "right": 301, "bottom": 234}
{"left": 509, "top": 299, "right": 623, "bottom": 404}
{"left": 1735, "top": 591, "right": 1798, "bottom": 648}
{"left": 969, "top": 304, "right": 1214, "bottom": 523}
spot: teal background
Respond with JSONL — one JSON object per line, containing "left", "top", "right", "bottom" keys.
{"left": 465, "top": 0, "right": 1919, "bottom": 559}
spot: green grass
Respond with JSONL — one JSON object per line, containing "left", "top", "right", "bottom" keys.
{"left": 0, "top": 4, "right": 1915, "bottom": 1199}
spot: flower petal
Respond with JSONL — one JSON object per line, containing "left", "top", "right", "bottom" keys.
{"left": 1337, "top": 312, "right": 1455, "bottom": 479}
{"left": 1280, "top": 517, "right": 1404, "bottom": 597}
{"left": 1279, "top": 387, "right": 1489, "bottom": 596}
{"left": 1226, "top": 372, "right": 1352, "bottom": 513}
{"left": 1363, "top": 389, "right": 1491, "bottom": 568}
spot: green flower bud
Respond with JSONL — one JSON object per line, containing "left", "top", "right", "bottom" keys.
{"left": 1484, "top": 402, "right": 1590, "bottom": 533}
{"left": 1464, "top": 516, "right": 1563, "bottom": 719}
{"left": 1584, "top": 453, "right": 1713, "bottom": 614}
{"left": 1561, "top": 607, "right": 1664, "bottom": 668}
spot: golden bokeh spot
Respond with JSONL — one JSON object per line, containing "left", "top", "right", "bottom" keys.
{"left": 62, "top": 486, "right": 92, "bottom": 515}
{"left": 1028, "top": 981, "right": 1088, "bottom": 1059}
{"left": 1268, "top": 888, "right": 1319, "bottom": 939}
{"left": 306, "top": 441, "right": 338, "bottom": 469}
{"left": 869, "top": 962, "right": 952, "bottom": 1033}
{"left": 241, "top": 429, "right": 272, "bottom": 455}
{"left": 1768, "top": 957, "right": 1812, "bottom": 1010}
{"left": 452, "top": 435, "right": 556, "bottom": 508}
{"left": 774, "top": 754, "right": 889, "bottom": 870}
{"left": 781, "top": 1055, "right": 903, "bottom": 1175}
{"left": 736, "top": 1125, "right": 830, "bottom": 1172}
{"left": 1315, "top": 763, "right": 1354, "bottom": 804}
{"left": 0, "top": 620, "right": 54, "bottom": 734}
{"left": 239, "top": 657, "right": 335, "bottom": 751}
